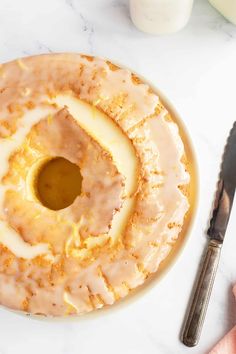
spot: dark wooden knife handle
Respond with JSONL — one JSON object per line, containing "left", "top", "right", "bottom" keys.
{"left": 182, "top": 240, "right": 222, "bottom": 347}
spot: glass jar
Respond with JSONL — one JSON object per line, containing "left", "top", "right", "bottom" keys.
{"left": 129, "top": 0, "right": 194, "bottom": 34}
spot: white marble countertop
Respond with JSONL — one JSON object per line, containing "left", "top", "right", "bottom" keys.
{"left": 1, "top": 0, "right": 236, "bottom": 353}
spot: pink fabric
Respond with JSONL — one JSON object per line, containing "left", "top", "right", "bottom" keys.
{"left": 209, "top": 327, "right": 236, "bottom": 354}
{"left": 209, "top": 286, "right": 236, "bottom": 354}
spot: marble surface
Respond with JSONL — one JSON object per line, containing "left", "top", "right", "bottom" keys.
{"left": 1, "top": 0, "right": 236, "bottom": 353}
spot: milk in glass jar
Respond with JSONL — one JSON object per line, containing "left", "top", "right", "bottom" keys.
{"left": 129, "top": 0, "right": 194, "bottom": 34}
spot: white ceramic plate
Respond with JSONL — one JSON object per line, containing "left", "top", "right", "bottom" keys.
{"left": 0, "top": 55, "right": 199, "bottom": 321}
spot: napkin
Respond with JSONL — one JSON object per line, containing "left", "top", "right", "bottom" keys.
{"left": 209, "top": 285, "right": 236, "bottom": 354}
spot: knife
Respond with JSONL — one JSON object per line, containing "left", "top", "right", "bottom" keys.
{"left": 182, "top": 122, "right": 236, "bottom": 347}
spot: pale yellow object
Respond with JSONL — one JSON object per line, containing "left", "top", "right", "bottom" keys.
{"left": 209, "top": 0, "right": 236, "bottom": 25}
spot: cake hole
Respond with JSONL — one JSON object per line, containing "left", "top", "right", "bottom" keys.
{"left": 35, "top": 157, "right": 82, "bottom": 210}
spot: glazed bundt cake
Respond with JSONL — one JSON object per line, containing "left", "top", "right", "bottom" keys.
{"left": 0, "top": 54, "right": 190, "bottom": 316}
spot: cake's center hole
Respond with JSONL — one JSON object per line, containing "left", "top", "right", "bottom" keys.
{"left": 35, "top": 157, "right": 82, "bottom": 211}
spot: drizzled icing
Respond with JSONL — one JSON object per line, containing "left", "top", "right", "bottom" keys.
{"left": 0, "top": 107, "right": 55, "bottom": 259}
{"left": 0, "top": 54, "right": 190, "bottom": 316}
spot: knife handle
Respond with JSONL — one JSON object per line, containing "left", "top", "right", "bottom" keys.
{"left": 182, "top": 239, "right": 222, "bottom": 347}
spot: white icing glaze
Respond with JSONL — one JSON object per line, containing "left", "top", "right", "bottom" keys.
{"left": 52, "top": 95, "right": 138, "bottom": 245}
{"left": 53, "top": 95, "right": 138, "bottom": 197}
{"left": 0, "top": 107, "right": 55, "bottom": 259}
{"left": 64, "top": 113, "right": 190, "bottom": 310}
{"left": 0, "top": 222, "right": 50, "bottom": 259}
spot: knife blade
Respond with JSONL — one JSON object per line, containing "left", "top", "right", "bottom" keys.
{"left": 182, "top": 122, "right": 236, "bottom": 347}
{"left": 208, "top": 122, "right": 236, "bottom": 242}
